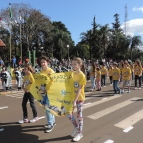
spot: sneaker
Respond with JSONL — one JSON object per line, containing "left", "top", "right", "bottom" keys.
{"left": 45, "top": 124, "right": 54, "bottom": 133}
{"left": 90, "top": 89, "right": 93, "bottom": 91}
{"left": 30, "top": 117, "right": 39, "bottom": 123}
{"left": 73, "top": 133, "right": 83, "bottom": 142}
{"left": 135, "top": 87, "right": 138, "bottom": 90}
{"left": 44, "top": 122, "right": 56, "bottom": 128}
{"left": 71, "top": 127, "right": 78, "bottom": 138}
{"left": 138, "top": 87, "right": 141, "bottom": 90}
{"left": 127, "top": 90, "right": 130, "bottom": 93}
{"left": 121, "top": 90, "right": 124, "bottom": 93}
{"left": 18, "top": 118, "right": 29, "bottom": 124}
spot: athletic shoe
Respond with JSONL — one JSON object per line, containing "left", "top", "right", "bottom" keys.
{"left": 73, "top": 133, "right": 83, "bottom": 142}
{"left": 29, "top": 117, "right": 39, "bottom": 123}
{"left": 135, "top": 87, "right": 138, "bottom": 90}
{"left": 126, "top": 90, "right": 130, "bottom": 93}
{"left": 121, "top": 90, "right": 124, "bottom": 93}
{"left": 45, "top": 124, "right": 54, "bottom": 133}
{"left": 90, "top": 89, "right": 94, "bottom": 91}
{"left": 138, "top": 87, "right": 141, "bottom": 90}
{"left": 18, "top": 118, "right": 29, "bottom": 124}
{"left": 44, "top": 122, "right": 56, "bottom": 128}
{"left": 71, "top": 127, "right": 78, "bottom": 138}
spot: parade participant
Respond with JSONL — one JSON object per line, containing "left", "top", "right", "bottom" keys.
{"left": 18, "top": 64, "right": 38, "bottom": 124}
{"left": 1, "top": 67, "right": 6, "bottom": 90}
{"left": 1, "top": 67, "right": 11, "bottom": 91}
{"left": 121, "top": 62, "right": 132, "bottom": 93}
{"left": 134, "top": 60, "right": 142, "bottom": 90}
{"left": 67, "top": 57, "right": 86, "bottom": 142}
{"left": 14, "top": 67, "right": 22, "bottom": 91}
{"left": 112, "top": 62, "right": 121, "bottom": 94}
{"left": 108, "top": 65, "right": 113, "bottom": 86}
{"left": 39, "top": 56, "right": 56, "bottom": 133}
{"left": 101, "top": 63, "right": 107, "bottom": 87}
{"left": 118, "top": 60, "right": 124, "bottom": 83}
{"left": 96, "top": 67, "right": 101, "bottom": 91}
{"left": 89, "top": 62, "right": 96, "bottom": 91}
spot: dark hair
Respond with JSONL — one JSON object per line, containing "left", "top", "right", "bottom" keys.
{"left": 39, "top": 56, "right": 50, "bottom": 65}
{"left": 96, "top": 67, "right": 100, "bottom": 71}
{"left": 73, "top": 57, "right": 86, "bottom": 74}
{"left": 91, "top": 62, "right": 95, "bottom": 72}
{"left": 24, "top": 64, "right": 35, "bottom": 74}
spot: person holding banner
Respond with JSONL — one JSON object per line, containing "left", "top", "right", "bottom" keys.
{"left": 67, "top": 57, "right": 86, "bottom": 142}
{"left": 39, "top": 56, "right": 56, "bottom": 133}
{"left": 18, "top": 64, "right": 38, "bottom": 124}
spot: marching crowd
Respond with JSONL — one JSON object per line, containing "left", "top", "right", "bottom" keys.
{"left": 0, "top": 56, "right": 143, "bottom": 142}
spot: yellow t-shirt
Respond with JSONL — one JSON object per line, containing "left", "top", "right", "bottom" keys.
{"left": 122, "top": 67, "right": 131, "bottom": 80}
{"left": 112, "top": 67, "right": 120, "bottom": 80}
{"left": 134, "top": 65, "right": 142, "bottom": 76}
{"left": 73, "top": 71, "right": 86, "bottom": 101}
{"left": 96, "top": 71, "right": 101, "bottom": 80}
{"left": 23, "top": 73, "right": 34, "bottom": 90}
{"left": 108, "top": 69, "right": 113, "bottom": 76}
{"left": 101, "top": 67, "right": 107, "bottom": 75}
{"left": 40, "top": 68, "right": 55, "bottom": 75}
{"left": 89, "top": 67, "right": 95, "bottom": 76}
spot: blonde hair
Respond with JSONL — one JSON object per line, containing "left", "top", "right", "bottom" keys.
{"left": 24, "top": 64, "right": 35, "bottom": 74}
{"left": 73, "top": 57, "right": 86, "bottom": 74}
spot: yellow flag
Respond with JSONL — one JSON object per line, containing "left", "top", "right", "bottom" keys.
{"left": 30, "top": 72, "right": 74, "bottom": 117}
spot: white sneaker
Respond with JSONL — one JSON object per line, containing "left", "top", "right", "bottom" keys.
{"left": 90, "top": 89, "right": 93, "bottom": 91}
{"left": 73, "top": 133, "right": 83, "bottom": 142}
{"left": 71, "top": 127, "right": 78, "bottom": 138}
{"left": 18, "top": 118, "right": 29, "bottom": 124}
{"left": 30, "top": 117, "right": 39, "bottom": 123}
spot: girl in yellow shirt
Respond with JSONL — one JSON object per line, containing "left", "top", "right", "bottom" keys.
{"left": 18, "top": 64, "right": 38, "bottom": 124}
{"left": 96, "top": 67, "right": 101, "bottom": 91}
{"left": 89, "top": 62, "right": 96, "bottom": 91}
{"left": 67, "top": 57, "right": 86, "bottom": 142}
{"left": 134, "top": 60, "right": 142, "bottom": 89}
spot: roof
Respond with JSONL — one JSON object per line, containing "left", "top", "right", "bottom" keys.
{"left": 0, "top": 39, "right": 6, "bottom": 47}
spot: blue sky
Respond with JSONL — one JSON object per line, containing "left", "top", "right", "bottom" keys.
{"left": 0, "top": 0, "right": 143, "bottom": 44}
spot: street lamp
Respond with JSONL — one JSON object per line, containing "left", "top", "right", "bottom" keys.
{"left": 67, "top": 45, "right": 69, "bottom": 60}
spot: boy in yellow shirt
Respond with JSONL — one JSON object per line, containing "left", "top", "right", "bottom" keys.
{"left": 112, "top": 62, "right": 121, "bottom": 94}
{"left": 121, "top": 63, "right": 132, "bottom": 93}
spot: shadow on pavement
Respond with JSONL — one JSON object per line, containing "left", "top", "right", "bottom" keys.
{"left": 131, "top": 99, "right": 143, "bottom": 102}
{"left": 0, "top": 123, "right": 72, "bottom": 143}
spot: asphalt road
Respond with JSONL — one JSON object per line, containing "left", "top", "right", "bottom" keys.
{"left": 0, "top": 80, "right": 143, "bottom": 143}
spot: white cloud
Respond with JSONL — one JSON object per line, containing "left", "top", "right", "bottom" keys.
{"left": 133, "top": 6, "right": 143, "bottom": 12}
{"left": 122, "top": 18, "right": 143, "bottom": 37}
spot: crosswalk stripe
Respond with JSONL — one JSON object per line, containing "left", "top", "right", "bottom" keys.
{"left": 73, "top": 95, "right": 122, "bottom": 113}
{"left": 0, "top": 106, "right": 8, "bottom": 109}
{"left": 114, "top": 109, "right": 143, "bottom": 129}
{"left": 87, "top": 97, "right": 140, "bottom": 120}
{"left": 6, "top": 94, "right": 23, "bottom": 97}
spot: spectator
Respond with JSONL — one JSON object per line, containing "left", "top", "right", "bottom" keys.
{"left": 0, "top": 57, "right": 4, "bottom": 67}
{"left": 12, "top": 56, "right": 16, "bottom": 68}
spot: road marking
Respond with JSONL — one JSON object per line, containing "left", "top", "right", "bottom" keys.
{"left": 84, "top": 102, "right": 91, "bottom": 106}
{"left": 73, "top": 95, "right": 122, "bottom": 113}
{"left": 104, "top": 140, "right": 114, "bottom": 143}
{"left": 114, "top": 109, "right": 143, "bottom": 129}
{"left": 102, "top": 98, "right": 107, "bottom": 100}
{"left": 0, "top": 128, "right": 4, "bottom": 132}
{"left": 0, "top": 106, "right": 8, "bottom": 110}
{"left": 38, "top": 116, "right": 45, "bottom": 120}
{"left": 6, "top": 95, "right": 23, "bottom": 98}
{"left": 123, "top": 126, "right": 134, "bottom": 133}
{"left": 87, "top": 97, "right": 139, "bottom": 120}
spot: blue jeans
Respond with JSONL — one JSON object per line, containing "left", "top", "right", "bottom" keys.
{"left": 101, "top": 75, "right": 106, "bottom": 86}
{"left": 113, "top": 80, "right": 120, "bottom": 93}
{"left": 90, "top": 76, "right": 95, "bottom": 89}
{"left": 40, "top": 95, "right": 55, "bottom": 126}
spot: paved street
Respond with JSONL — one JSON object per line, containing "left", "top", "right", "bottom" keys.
{"left": 0, "top": 81, "right": 143, "bottom": 143}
